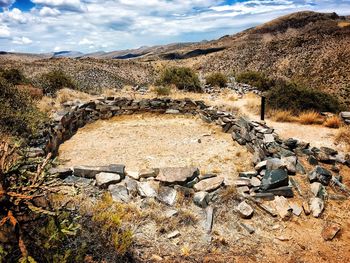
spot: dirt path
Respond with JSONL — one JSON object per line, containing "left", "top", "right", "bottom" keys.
{"left": 58, "top": 113, "right": 253, "bottom": 183}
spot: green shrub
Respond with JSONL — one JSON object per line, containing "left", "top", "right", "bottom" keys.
{"left": 266, "top": 81, "right": 342, "bottom": 113}
{"left": 0, "top": 77, "right": 47, "bottom": 137}
{"left": 236, "top": 71, "right": 274, "bottom": 91}
{"left": 40, "top": 70, "right": 76, "bottom": 95}
{"left": 205, "top": 72, "right": 228, "bottom": 88}
{"left": 157, "top": 66, "right": 201, "bottom": 92}
{"left": 0, "top": 68, "right": 27, "bottom": 85}
{"left": 154, "top": 85, "right": 171, "bottom": 96}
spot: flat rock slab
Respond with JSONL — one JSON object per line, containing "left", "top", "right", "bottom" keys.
{"left": 156, "top": 167, "right": 199, "bottom": 185}
{"left": 193, "top": 191, "right": 210, "bottom": 208}
{"left": 73, "top": 164, "right": 125, "bottom": 178}
{"left": 193, "top": 177, "right": 224, "bottom": 192}
{"left": 96, "top": 172, "right": 122, "bottom": 188}
{"left": 322, "top": 223, "right": 341, "bottom": 241}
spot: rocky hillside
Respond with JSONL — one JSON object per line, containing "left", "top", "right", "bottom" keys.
{"left": 0, "top": 55, "right": 155, "bottom": 92}
{"left": 187, "top": 11, "right": 350, "bottom": 105}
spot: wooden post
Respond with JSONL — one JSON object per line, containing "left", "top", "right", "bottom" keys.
{"left": 261, "top": 96, "right": 266, "bottom": 121}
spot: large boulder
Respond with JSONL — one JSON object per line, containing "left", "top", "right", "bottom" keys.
{"left": 73, "top": 164, "right": 125, "bottom": 178}
{"left": 260, "top": 169, "right": 289, "bottom": 191}
{"left": 156, "top": 167, "right": 199, "bottom": 185}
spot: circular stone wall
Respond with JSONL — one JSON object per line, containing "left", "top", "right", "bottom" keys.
{"left": 58, "top": 113, "right": 253, "bottom": 183}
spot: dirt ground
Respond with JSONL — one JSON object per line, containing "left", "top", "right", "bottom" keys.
{"left": 58, "top": 113, "right": 253, "bottom": 183}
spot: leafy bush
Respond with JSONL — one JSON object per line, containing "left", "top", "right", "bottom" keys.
{"left": 40, "top": 70, "right": 76, "bottom": 96}
{"left": 0, "top": 68, "right": 27, "bottom": 85}
{"left": 205, "top": 72, "right": 228, "bottom": 88}
{"left": 266, "top": 82, "right": 342, "bottom": 114}
{"left": 0, "top": 77, "right": 47, "bottom": 137}
{"left": 236, "top": 71, "right": 274, "bottom": 91}
{"left": 157, "top": 66, "right": 201, "bottom": 92}
{"left": 154, "top": 85, "right": 171, "bottom": 96}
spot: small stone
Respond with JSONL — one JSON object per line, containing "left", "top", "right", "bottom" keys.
{"left": 251, "top": 192, "right": 275, "bottom": 201}
{"left": 302, "top": 201, "right": 311, "bottom": 215}
{"left": 250, "top": 177, "right": 261, "bottom": 187}
{"left": 193, "top": 177, "right": 223, "bottom": 192}
{"left": 73, "top": 164, "right": 125, "bottom": 178}
{"left": 167, "top": 230, "right": 180, "bottom": 239}
{"left": 309, "top": 166, "right": 332, "bottom": 185}
{"left": 139, "top": 168, "right": 158, "bottom": 179}
{"left": 164, "top": 209, "right": 178, "bottom": 218}
{"left": 126, "top": 170, "right": 140, "bottom": 180}
{"left": 240, "top": 223, "right": 255, "bottom": 234}
{"left": 108, "top": 184, "right": 130, "bottom": 203}
{"left": 290, "top": 203, "right": 302, "bottom": 216}
{"left": 281, "top": 156, "right": 297, "bottom": 174}
{"left": 237, "top": 186, "right": 250, "bottom": 195}
{"left": 193, "top": 191, "right": 210, "bottom": 208}
{"left": 137, "top": 181, "right": 159, "bottom": 198}
{"left": 321, "top": 223, "right": 341, "bottom": 241}
{"left": 273, "top": 196, "right": 292, "bottom": 220}
{"left": 204, "top": 206, "right": 215, "bottom": 233}
{"left": 266, "top": 186, "right": 294, "bottom": 198}
{"left": 48, "top": 167, "right": 73, "bottom": 178}
{"left": 308, "top": 155, "right": 318, "bottom": 165}
{"left": 199, "top": 173, "right": 217, "bottom": 180}
{"left": 310, "top": 197, "right": 324, "bottom": 218}
{"left": 255, "top": 160, "right": 267, "bottom": 171}
{"left": 310, "top": 182, "right": 327, "bottom": 200}
{"left": 165, "top": 109, "right": 180, "bottom": 114}
{"left": 266, "top": 158, "right": 286, "bottom": 170}
{"left": 96, "top": 172, "right": 121, "bottom": 188}
{"left": 239, "top": 171, "right": 257, "bottom": 179}
{"left": 231, "top": 178, "right": 251, "bottom": 187}
{"left": 236, "top": 201, "right": 254, "bottom": 219}
{"left": 157, "top": 186, "right": 177, "bottom": 206}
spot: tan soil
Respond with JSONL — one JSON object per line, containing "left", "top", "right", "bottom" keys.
{"left": 58, "top": 113, "right": 253, "bottom": 182}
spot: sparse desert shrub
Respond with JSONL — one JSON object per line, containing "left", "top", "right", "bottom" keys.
{"left": 266, "top": 81, "right": 342, "bottom": 114}
{"left": 0, "top": 77, "right": 47, "bottom": 137}
{"left": 297, "top": 111, "right": 323, "bottom": 125}
{"left": 157, "top": 66, "right": 201, "bottom": 92}
{"left": 269, "top": 109, "right": 295, "bottom": 122}
{"left": 205, "top": 72, "right": 228, "bottom": 88}
{"left": 0, "top": 68, "right": 27, "bottom": 85}
{"left": 154, "top": 85, "right": 171, "bottom": 96}
{"left": 244, "top": 93, "right": 261, "bottom": 114}
{"left": 323, "top": 116, "right": 342, "bottom": 128}
{"left": 335, "top": 127, "right": 350, "bottom": 151}
{"left": 40, "top": 70, "right": 76, "bottom": 96}
{"left": 236, "top": 71, "right": 274, "bottom": 91}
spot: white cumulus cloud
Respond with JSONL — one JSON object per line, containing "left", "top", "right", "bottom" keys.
{"left": 12, "top": 36, "right": 33, "bottom": 44}
{"left": 0, "top": 25, "right": 10, "bottom": 37}
{"left": 39, "top": 6, "right": 60, "bottom": 16}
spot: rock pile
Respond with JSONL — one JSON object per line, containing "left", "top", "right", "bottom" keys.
{"left": 21, "top": 96, "right": 349, "bottom": 230}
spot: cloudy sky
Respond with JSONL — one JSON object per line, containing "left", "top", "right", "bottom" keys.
{"left": 0, "top": 0, "right": 349, "bottom": 53}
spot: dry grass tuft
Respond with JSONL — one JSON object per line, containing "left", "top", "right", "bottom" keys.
{"left": 219, "top": 186, "right": 238, "bottom": 203}
{"left": 334, "top": 126, "right": 350, "bottom": 151}
{"left": 56, "top": 88, "right": 91, "bottom": 104}
{"left": 244, "top": 93, "right": 261, "bottom": 114}
{"left": 297, "top": 111, "right": 323, "bottom": 125}
{"left": 269, "top": 109, "right": 295, "bottom": 122}
{"left": 323, "top": 116, "right": 342, "bottom": 128}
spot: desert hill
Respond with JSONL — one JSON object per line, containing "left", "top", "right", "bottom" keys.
{"left": 0, "top": 11, "right": 349, "bottom": 103}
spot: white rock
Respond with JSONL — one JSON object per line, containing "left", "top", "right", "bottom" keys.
{"left": 236, "top": 201, "right": 254, "bottom": 219}
{"left": 96, "top": 172, "right": 121, "bottom": 188}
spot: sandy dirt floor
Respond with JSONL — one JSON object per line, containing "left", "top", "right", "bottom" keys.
{"left": 58, "top": 113, "right": 253, "bottom": 183}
